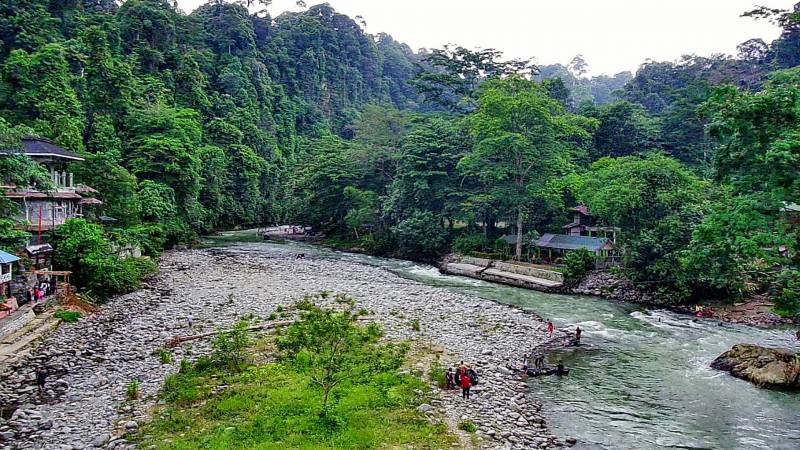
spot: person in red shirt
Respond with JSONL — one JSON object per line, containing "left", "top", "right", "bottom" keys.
{"left": 546, "top": 320, "right": 555, "bottom": 337}
{"left": 460, "top": 368, "right": 472, "bottom": 400}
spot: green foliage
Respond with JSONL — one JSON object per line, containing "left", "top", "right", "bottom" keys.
{"left": 412, "top": 45, "right": 535, "bottom": 112}
{"left": 586, "top": 100, "right": 661, "bottom": 159}
{"left": 54, "top": 310, "right": 81, "bottom": 323}
{"left": 157, "top": 348, "right": 173, "bottom": 364}
{"left": 682, "top": 193, "right": 793, "bottom": 297}
{"left": 458, "top": 420, "right": 477, "bottom": 433}
{"left": 276, "top": 294, "right": 408, "bottom": 409}
{"left": 391, "top": 211, "right": 447, "bottom": 260}
{"left": 408, "top": 318, "right": 421, "bottom": 332}
{"left": 429, "top": 360, "right": 446, "bottom": 389}
{"left": 461, "top": 77, "right": 595, "bottom": 259}
{"left": 571, "top": 153, "right": 707, "bottom": 293}
{"left": 564, "top": 248, "right": 596, "bottom": 285}
{"left": 51, "top": 219, "right": 156, "bottom": 299}
{"left": 452, "top": 234, "right": 492, "bottom": 255}
{"left": 773, "top": 269, "right": 800, "bottom": 318}
{"left": 126, "top": 379, "right": 141, "bottom": 401}
{"left": 703, "top": 68, "right": 800, "bottom": 202}
{"left": 211, "top": 319, "right": 251, "bottom": 372}
{"left": 145, "top": 362, "right": 454, "bottom": 449}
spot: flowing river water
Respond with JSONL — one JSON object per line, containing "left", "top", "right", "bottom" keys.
{"left": 245, "top": 240, "right": 800, "bottom": 450}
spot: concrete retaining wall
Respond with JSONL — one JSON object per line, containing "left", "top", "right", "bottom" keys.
{"left": 493, "top": 262, "right": 564, "bottom": 283}
{"left": 441, "top": 255, "right": 565, "bottom": 292}
{"left": 0, "top": 306, "right": 35, "bottom": 341}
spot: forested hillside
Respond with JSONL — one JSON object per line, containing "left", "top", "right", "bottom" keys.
{"left": 0, "top": 0, "right": 799, "bottom": 317}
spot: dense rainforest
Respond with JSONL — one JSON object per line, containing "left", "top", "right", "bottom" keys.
{"left": 0, "top": 0, "right": 799, "bottom": 317}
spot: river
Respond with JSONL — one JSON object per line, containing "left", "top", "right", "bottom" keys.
{"left": 268, "top": 240, "right": 800, "bottom": 450}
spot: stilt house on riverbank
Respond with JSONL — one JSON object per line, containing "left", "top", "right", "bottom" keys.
{"left": 535, "top": 206, "right": 622, "bottom": 268}
{"left": 0, "top": 137, "right": 101, "bottom": 232}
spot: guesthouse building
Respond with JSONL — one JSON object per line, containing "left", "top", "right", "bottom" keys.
{"left": 1, "top": 137, "right": 101, "bottom": 232}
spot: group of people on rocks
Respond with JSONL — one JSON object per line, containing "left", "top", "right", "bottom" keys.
{"left": 445, "top": 361, "right": 479, "bottom": 400}
{"left": 24, "top": 280, "right": 54, "bottom": 305}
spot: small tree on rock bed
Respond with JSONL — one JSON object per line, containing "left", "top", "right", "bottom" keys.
{"left": 276, "top": 293, "right": 407, "bottom": 411}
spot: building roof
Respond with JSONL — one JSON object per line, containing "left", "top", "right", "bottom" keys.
{"left": 75, "top": 184, "right": 98, "bottom": 194}
{"left": 25, "top": 244, "right": 53, "bottom": 256}
{"left": 780, "top": 202, "right": 800, "bottom": 212}
{"left": 573, "top": 205, "right": 590, "bottom": 216}
{"left": 79, "top": 197, "right": 103, "bottom": 205}
{"left": 500, "top": 234, "right": 518, "bottom": 245}
{"left": 0, "top": 137, "right": 84, "bottom": 161}
{"left": 535, "top": 233, "right": 612, "bottom": 252}
{"left": 4, "top": 191, "right": 83, "bottom": 199}
{"left": 0, "top": 250, "right": 20, "bottom": 264}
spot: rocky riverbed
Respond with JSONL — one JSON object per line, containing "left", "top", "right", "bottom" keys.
{"left": 0, "top": 244, "right": 569, "bottom": 449}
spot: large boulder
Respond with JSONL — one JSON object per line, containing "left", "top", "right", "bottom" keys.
{"left": 711, "top": 344, "right": 800, "bottom": 390}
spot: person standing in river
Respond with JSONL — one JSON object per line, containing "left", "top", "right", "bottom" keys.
{"left": 575, "top": 326, "right": 582, "bottom": 344}
{"left": 546, "top": 320, "right": 555, "bottom": 337}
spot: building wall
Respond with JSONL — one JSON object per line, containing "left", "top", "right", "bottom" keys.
{"left": 15, "top": 198, "right": 81, "bottom": 228}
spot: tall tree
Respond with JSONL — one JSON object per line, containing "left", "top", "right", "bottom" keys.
{"left": 412, "top": 45, "right": 535, "bottom": 113}
{"left": 460, "top": 77, "right": 594, "bottom": 259}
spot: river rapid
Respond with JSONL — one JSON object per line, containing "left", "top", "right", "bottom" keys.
{"left": 279, "top": 240, "right": 800, "bottom": 450}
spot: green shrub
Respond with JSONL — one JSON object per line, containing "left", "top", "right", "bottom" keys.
{"left": 360, "top": 232, "right": 395, "bottom": 255}
{"left": 276, "top": 294, "right": 407, "bottom": 410}
{"left": 564, "top": 248, "right": 596, "bottom": 285}
{"left": 157, "top": 349, "right": 172, "bottom": 364}
{"left": 452, "top": 234, "right": 490, "bottom": 255}
{"left": 409, "top": 318, "right": 421, "bottom": 332}
{"left": 458, "top": 420, "right": 477, "bottom": 433}
{"left": 774, "top": 269, "right": 800, "bottom": 318}
{"left": 211, "top": 319, "right": 251, "bottom": 371}
{"left": 126, "top": 379, "right": 140, "bottom": 400}
{"left": 51, "top": 219, "right": 159, "bottom": 300}
{"left": 391, "top": 211, "right": 448, "bottom": 260}
{"left": 54, "top": 310, "right": 81, "bottom": 323}
{"left": 429, "top": 361, "right": 446, "bottom": 389}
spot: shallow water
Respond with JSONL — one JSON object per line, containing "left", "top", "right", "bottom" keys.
{"left": 233, "top": 240, "right": 800, "bottom": 450}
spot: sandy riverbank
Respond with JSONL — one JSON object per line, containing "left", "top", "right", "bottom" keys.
{"left": 0, "top": 244, "right": 569, "bottom": 449}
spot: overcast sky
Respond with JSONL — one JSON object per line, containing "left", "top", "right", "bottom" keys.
{"left": 175, "top": 0, "right": 794, "bottom": 76}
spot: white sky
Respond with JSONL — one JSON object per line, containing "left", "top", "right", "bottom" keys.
{"left": 175, "top": 0, "right": 794, "bottom": 76}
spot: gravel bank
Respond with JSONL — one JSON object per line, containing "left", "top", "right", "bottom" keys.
{"left": 0, "top": 244, "right": 567, "bottom": 449}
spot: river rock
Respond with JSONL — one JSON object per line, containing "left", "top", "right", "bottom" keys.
{"left": 711, "top": 344, "right": 800, "bottom": 390}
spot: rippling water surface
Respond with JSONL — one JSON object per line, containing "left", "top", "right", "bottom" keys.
{"left": 236, "top": 240, "right": 800, "bottom": 450}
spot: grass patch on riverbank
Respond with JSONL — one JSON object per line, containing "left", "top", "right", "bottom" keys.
{"left": 139, "top": 297, "right": 454, "bottom": 450}
{"left": 138, "top": 361, "right": 453, "bottom": 450}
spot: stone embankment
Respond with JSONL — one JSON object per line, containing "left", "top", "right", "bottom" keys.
{"left": 441, "top": 255, "right": 564, "bottom": 292}
{"left": 0, "top": 245, "right": 570, "bottom": 449}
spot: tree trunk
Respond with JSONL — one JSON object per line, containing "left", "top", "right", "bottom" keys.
{"left": 515, "top": 208, "right": 523, "bottom": 261}
{"left": 323, "top": 386, "right": 331, "bottom": 408}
